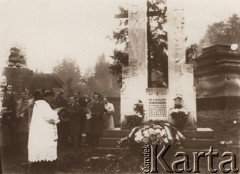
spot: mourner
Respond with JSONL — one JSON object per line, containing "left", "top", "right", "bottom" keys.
{"left": 103, "top": 97, "right": 115, "bottom": 129}
{"left": 74, "top": 91, "right": 88, "bottom": 108}
{"left": 85, "top": 93, "right": 104, "bottom": 147}
{"left": 67, "top": 96, "right": 83, "bottom": 149}
{"left": 54, "top": 90, "right": 68, "bottom": 148}
{"left": 43, "top": 90, "right": 56, "bottom": 108}
{"left": 2, "top": 84, "right": 17, "bottom": 149}
{"left": 27, "top": 90, "right": 35, "bottom": 130}
{"left": 84, "top": 93, "right": 96, "bottom": 146}
{"left": 16, "top": 91, "right": 28, "bottom": 153}
{"left": 73, "top": 92, "right": 87, "bottom": 145}
{"left": 55, "top": 90, "right": 67, "bottom": 108}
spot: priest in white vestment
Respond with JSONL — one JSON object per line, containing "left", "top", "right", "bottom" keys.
{"left": 28, "top": 90, "right": 60, "bottom": 163}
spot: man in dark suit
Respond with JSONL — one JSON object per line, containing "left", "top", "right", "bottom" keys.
{"left": 74, "top": 92, "right": 88, "bottom": 108}
{"left": 89, "top": 94, "right": 105, "bottom": 147}
{"left": 2, "top": 85, "right": 17, "bottom": 148}
{"left": 73, "top": 92, "right": 88, "bottom": 145}
{"left": 54, "top": 90, "right": 68, "bottom": 148}
{"left": 55, "top": 91, "right": 67, "bottom": 108}
{"left": 67, "top": 97, "right": 83, "bottom": 149}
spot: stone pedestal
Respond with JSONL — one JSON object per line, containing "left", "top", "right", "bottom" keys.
{"left": 195, "top": 44, "right": 240, "bottom": 127}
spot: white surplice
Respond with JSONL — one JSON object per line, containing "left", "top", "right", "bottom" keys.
{"left": 28, "top": 100, "right": 60, "bottom": 162}
{"left": 104, "top": 102, "right": 115, "bottom": 129}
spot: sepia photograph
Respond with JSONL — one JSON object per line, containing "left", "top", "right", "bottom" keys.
{"left": 0, "top": 0, "right": 239, "bottom": 173}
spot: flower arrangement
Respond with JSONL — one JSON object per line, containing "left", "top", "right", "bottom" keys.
{"left": 170, "top": 107, "right": 189, "bottom": 129}
{"left": 134, "top": 124, "right": 170, "bottom": 145}
{"left": 122, "top": 100, "right": 145, "bottom": 129}
{"left": 118, "top": 121, "right": 185, "bottom": 155}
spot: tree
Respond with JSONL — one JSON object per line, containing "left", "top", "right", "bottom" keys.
{"left": 200, "top": 14, "right": 240, "bottom": 47}
{"left": 86, "top": 54, "right": 120, "bottom": 96}
{"left": 109, "top": 0, "right": 168, "bottom": 87}
{"left": 109, "top": 7, "right": 129, "bottom": 86}
{"left": 186, "top": 43, "right": 199, "bottom": 64}
{"left": 52, "top": 58, "right": 85, "bottom": 97}
{"left": 8, "top": 46, "right": 27, "bottom": 68}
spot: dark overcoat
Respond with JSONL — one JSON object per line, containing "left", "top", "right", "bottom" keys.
{"left": 67, "top": 102, "right": 83, "bottom": 136}
{"left": 2, "top": 91, "right": 17, "bottom": 124}
{"left": 85, "top": 101, "right": 104, "bottom": 134}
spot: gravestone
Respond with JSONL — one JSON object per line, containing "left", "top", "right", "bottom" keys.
{"left": 121, "top": 0, "right": 197, "bottom": 129}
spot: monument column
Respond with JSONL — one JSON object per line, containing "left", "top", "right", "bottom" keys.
{"left": 167, "top": 0, "right": 197, "bottom": 128}
{"left": 121, "top": 0, "right": 148, "bottom": 123}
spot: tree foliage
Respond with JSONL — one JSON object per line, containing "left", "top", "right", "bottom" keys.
{"left": 200, "top": 14, "right": 240, "bottom": 47}
{"left": 147, "top": 0, "right": 168, "bottom": 87}
{"left": 109, "top": 0, "right": 168, "bottom": 87}
{"left": 86, "top": 54, "right": 120, "bottom": 96}
{"left": 109, "top": 7, "right": 129, "bottom": 86}
{"left": 52, "top": 58, "right": 84, "bottom": 97}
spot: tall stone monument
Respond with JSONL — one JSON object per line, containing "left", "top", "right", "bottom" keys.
{"left": 121, "top": 0, "right": 148, "bottom": 123}
{"left": 121, "top": 0, "right": 196, "bottom": 129}
{"left": 166, "top": 0, "right": 197, "bottom": 127}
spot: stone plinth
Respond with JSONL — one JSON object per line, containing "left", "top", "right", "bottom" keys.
{"left": 195, "top": 44, "right": 240, "bottom": 98}
{"left": 195, "top": 44, "right": 240, "bottom": 127}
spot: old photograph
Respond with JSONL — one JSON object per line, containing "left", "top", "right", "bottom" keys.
{"left": 0, "top": 0, "right": 239, "bottom": 173}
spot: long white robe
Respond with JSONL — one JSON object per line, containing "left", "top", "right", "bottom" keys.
{"left": 28, "top": 100, "right": 60, "bottom": 162}
{"left": 104, "top": 102, "right": 115, "bottom": 129}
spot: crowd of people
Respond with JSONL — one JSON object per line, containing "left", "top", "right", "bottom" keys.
{"left": 1, "top": 84, "right": 116, "bottom": 172}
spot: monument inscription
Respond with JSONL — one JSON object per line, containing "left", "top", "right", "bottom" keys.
{"left": 146, "top": 88, "right": 168, "bottom": 120}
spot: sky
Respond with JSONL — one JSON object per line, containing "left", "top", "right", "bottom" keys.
{"left": 1, "top": 0, "right": 240, "bottom": 74}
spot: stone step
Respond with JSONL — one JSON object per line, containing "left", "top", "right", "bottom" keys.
{"left": 94, "top": 146, "right": 219, "bottom": 155}
{"left": 99, "top": 138, "right": 120, "bottom": 147}
{"left": 94, "top": 147, "right": 127, "bottom": 154}
{"left": 178, "top": 147, "right": 219, "bottom": 153}
{"left": 182, "top": 138, "right": 217, "bottom": 148}
{"left": 101, "top": 128, "right": 214, "bottom": 139}
{"left": 102, "top": 128, "right": 130, "bottom": 138}
{"left": 182, "top": 128, "right": 215, "bottom": 139}
{"left": 0, "top": 125, "right": 10, "bottom": 147}
{"left": 99, "top": 137, "right": 216, "bottom": 148}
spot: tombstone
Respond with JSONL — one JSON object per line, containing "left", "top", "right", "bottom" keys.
{"left": 121, "top": 0, "right": 197, "bottom": 129}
